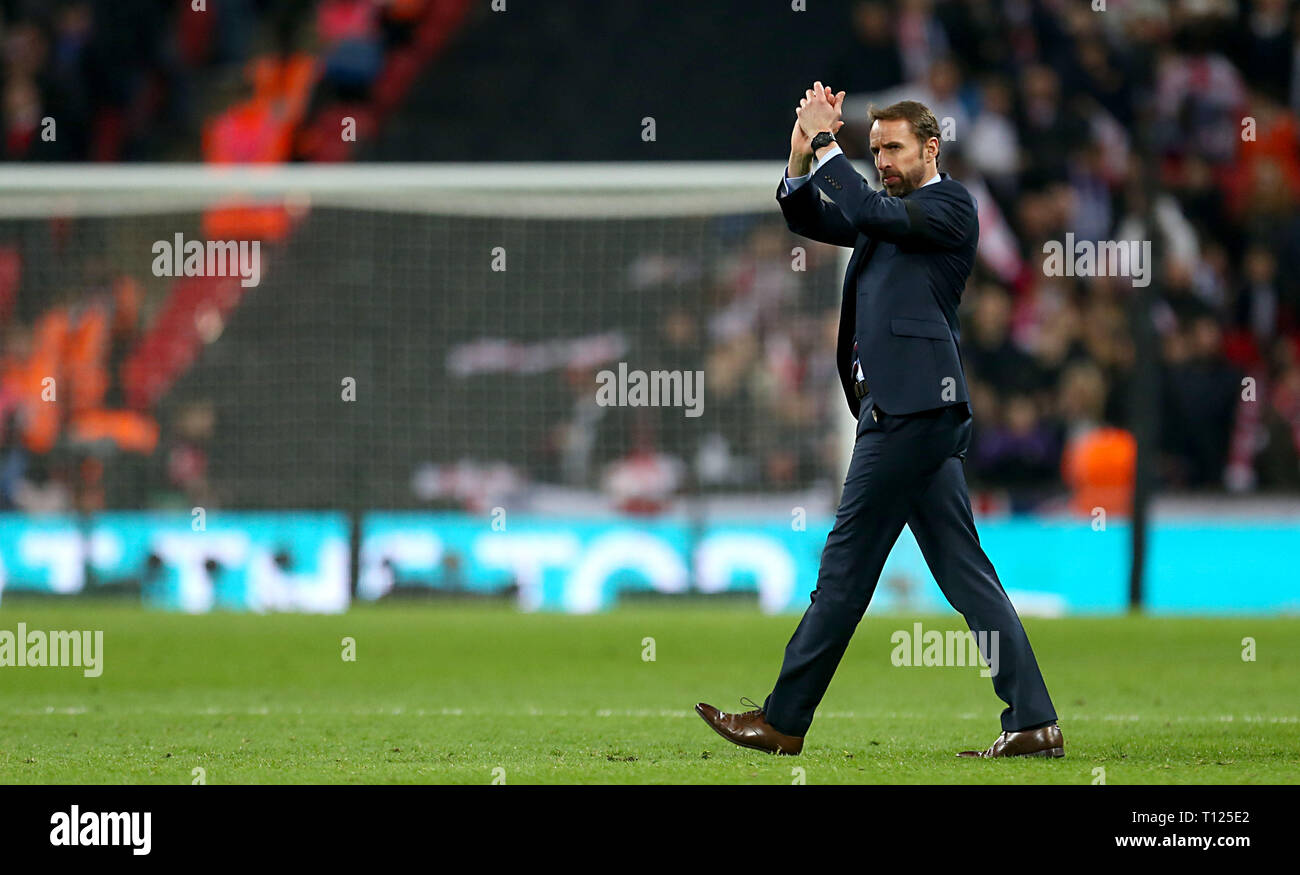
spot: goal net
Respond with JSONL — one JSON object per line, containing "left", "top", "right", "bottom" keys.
{"left": 0, "top": 164, "right": 854, "bottom": 522}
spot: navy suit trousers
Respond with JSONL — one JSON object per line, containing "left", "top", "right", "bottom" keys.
{"left": 762, "top": 399, "right": 1058, "bottom": 737}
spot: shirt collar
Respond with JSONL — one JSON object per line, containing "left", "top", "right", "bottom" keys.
{"left": 921, "top": 170, "right": 942, "bottom": 187}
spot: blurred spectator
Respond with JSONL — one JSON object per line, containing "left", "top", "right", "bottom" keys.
{"left": 163, "top": 400, "right": 216, "bottom": 508}
{"left": 1257, "top": 343, "right": 1300, "bottom": 488}
{"left": 965, "top": 283, "right": 1036, "bottom": 396}
{"left": 315, "top": 0, "right": 384, "bottom": 102}
{"left": 1154, "top": 6, "right": 1248, "bottom": 167}
{"left": 1015, "top": 64, "right": 1089, "bottom": 186}
{"left": 1161, "top": 316, "right": 1244, "bottom": 488}
{"left": 829, "top": 1, "right": 905, "bottom": 98}
{"left": 1232, "top": 0, "right": 1293, "bottom": 105}
{"left": 896, "top": 0, "right": 949, "bottom": 83}
{"left": 967, "top": 76, "right": 1021, "bottom": 203}
{"left": 1236, "top": 244, "right": 1281, "bottom": 342}
{"left": 970, "top": 393, "right": 1060, "bottom": 503}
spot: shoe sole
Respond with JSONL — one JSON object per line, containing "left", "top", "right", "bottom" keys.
{"left": 695, "top": 706, "right": 800, "bottom": 756}
{"left": 959, "top": 747, "right": 1066, "bottom": 759}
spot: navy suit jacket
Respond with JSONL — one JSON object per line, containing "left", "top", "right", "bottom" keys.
{"left": 777, "top": 153, "right": 977, "bottom": 419}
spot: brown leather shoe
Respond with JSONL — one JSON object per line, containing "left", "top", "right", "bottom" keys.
{"left": 957, "top": 722, "right": 1064, "bottom": 758}
{"left": 695, "top": 699, "right": 804, "bottom": 756}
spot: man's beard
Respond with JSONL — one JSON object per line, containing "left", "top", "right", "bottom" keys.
{"left": 883, "top": 166, "right": 924, "bottom": 196}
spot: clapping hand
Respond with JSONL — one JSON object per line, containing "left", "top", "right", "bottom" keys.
{"left": 797, "top": 81, "right": 846, "bottom": 140}
{"left": 789, "top": 83, "right": 846, "bottom": 177}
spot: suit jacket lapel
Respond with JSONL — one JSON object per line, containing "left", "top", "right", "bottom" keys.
{"left": 836, "top": 235, "right": 879, "bottom": 418}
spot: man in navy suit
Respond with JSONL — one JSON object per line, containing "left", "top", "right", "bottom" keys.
{"left": 697, "top": 86, "right": 1063, "bottom": 759}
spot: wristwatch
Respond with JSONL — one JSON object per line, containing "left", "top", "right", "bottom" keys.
{"left": 810, "top": 131, "right": 836, "bottom": 152}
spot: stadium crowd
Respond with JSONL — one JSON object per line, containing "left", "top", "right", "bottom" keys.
{"left": 841, "top": 0, "right": 1300, "bottom": 506}
{"left": 1, "top": 0, "right": 1299, "bottom": 516}
{"left": 686, "top": 0, "right": 1300, "bottom": 511}
{"left": 0, "top": 0, "right": 441, "bottom": 162}
{"left": 0, "top": 0, "right": 461, "bottom": 512}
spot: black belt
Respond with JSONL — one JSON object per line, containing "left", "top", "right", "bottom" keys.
{"left": 854, "top": 379, "right": 870, "bottom": 399}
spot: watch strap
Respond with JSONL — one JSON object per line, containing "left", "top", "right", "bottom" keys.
{"left": 810, "top": 131, "right": 836, "bottom": 151}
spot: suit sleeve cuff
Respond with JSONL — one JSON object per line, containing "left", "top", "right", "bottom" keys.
{"left": 784, "top": 143, "right": 844, "bottom": 195}
{"left": 782, "top": 168, "right": 813, "bottom": 195}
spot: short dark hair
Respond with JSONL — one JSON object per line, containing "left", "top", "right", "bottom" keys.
{"left": 867, "top": 100, "right": 941, "bottom": 168}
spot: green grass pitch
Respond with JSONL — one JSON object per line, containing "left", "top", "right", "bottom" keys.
{"left": 0, "top": 600, "right": 1296, "bottom": 784}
